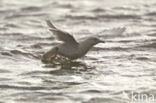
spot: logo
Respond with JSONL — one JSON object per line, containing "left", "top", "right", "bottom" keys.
{"left": 122, "top": 91, "right": 155, "bottom": 102}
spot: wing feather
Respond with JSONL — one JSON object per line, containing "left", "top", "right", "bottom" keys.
{"left": 46, "top": 20, "right": 78, "bottom": 44}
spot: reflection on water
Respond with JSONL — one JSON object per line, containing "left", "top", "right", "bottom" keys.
{"left": 43, "top": 58, "right": 95, "bottom": 76}
{"left": 0, "top": 0, "right": 156, "bottom": 103}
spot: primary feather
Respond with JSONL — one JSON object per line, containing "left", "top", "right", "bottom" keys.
{"left": 46, "top": 20, "right": 78, "bottom": 44}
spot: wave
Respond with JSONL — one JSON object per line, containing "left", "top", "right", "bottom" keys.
{"left": 65, "top": 14, "right": 141, "bottom": 20}
{"left": 0, "top": 84, "right": 64, "bottom": 90}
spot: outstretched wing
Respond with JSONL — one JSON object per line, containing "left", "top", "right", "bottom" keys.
{"left": 46, "top": 20, "right": 78, "bottom": 44}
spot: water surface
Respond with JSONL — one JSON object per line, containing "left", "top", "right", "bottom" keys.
{"left": 0, "top": 0, "right": 156, "bottom": 103}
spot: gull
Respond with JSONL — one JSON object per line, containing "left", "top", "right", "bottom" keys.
{"left": 42, "top": 20, "right": 104, "bottom": 62}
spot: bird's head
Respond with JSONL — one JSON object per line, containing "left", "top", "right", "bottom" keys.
{"left": 87, "top": 37, "right": 105, "bottom": 45}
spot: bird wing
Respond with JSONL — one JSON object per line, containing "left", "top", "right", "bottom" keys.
{"left": 46, "top": 20, "right": 78, "bottom": 44}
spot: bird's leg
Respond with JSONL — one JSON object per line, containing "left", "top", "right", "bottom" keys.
{"left": 49, "top": 48, "right": 58, "bottom": 61}
{"left": 42, "top": 47, "right": 58, "bottom": 62}
{"left": 50, "top": 53, "right": 57, "bottom": 61}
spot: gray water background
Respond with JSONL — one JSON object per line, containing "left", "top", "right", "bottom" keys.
{"left": 0, "top": 0, "right": 156, "bottom": 103}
